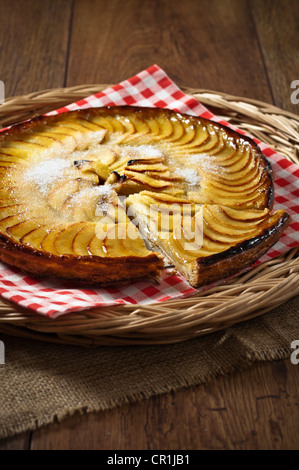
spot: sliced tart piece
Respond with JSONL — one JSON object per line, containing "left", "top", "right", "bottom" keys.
{"left": 127, "top": 192, "right": 290, "bottom": 287}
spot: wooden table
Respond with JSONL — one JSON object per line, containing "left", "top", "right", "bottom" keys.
{"left": 0, "top": 0, "right": 298, "bottom": 450}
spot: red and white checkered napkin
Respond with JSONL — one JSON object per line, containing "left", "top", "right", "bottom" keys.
{"left": 0, "top": 65, "right": 298, "bottom": 317}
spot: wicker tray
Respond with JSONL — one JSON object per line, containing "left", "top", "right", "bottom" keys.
{"left": 0, "top": 85, "right": 298, "bottom": 346}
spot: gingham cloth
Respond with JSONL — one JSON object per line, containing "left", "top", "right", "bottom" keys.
{"left": 0, "top": 65, "right": 298, "bottom": 317}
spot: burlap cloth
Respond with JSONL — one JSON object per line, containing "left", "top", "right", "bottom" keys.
{"left": 0, "top": 295, "right": 298, "bottom": 440}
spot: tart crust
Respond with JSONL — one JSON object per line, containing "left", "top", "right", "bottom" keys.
{"left": 0, "top": 233, "right": 162, "bottom": 285}
{"left": 189, "top": 211, "right": 289, "bottom": 286}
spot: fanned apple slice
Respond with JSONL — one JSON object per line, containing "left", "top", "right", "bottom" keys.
{"left": 54, "top": 119, "right": 98, "bottom": 134}
{"left": 22, "top": 134, "right": 64, "bottom": 150}
{"left": 172, "top": 123, "right": 197, "bottom": 147}
{"left": 102, "top": 223, "right": 150, "bottom": 257}
{"left": 158, "top": 115, "right": 184, "bottom": 142}
{"left": 79, "top": 147, "right": 117, "bottom": 166}
{"left": 146, "top": 113, "right": 174, "bottom": 141}
{"left": 202, "top": 205, "right": 268, "bottom": 233}
{"left": 0, "top": 161, "right": 21, "bottom": 169}
{"left": 76, "top": 160, "right": 110, "bottom": 182}
{"left": 20, "top": 226, "right": 50, "bottom": 248}
{"left": 111, "top": 113, "right": 150, "bottom": 145}
{"left": 0, "top": 188, "right": 15, "bottom": 199}
{"left": 46, "top": 179, "right": 81, "bottom": 212}
{"left": 88, "top": 233, "right": 107, "bottom": 257}
{"left": 123, "top": 170, "right": 174, "bottom": 190}
{"left": 54, "top": 222, "right": 87, "bottom": 255}
{"left": 187, "top": 124, "right": 220, "bottom": 151}
{"left": 200, "top": 129, "right": 227, "bottom": 155}
{"left": 169, "top": 123, "right": 210, "bottom": 152}
{"left": 72, "top": 224, "right": 96, "bottom": 256}
{"left": 137, "top": 191, "right": 189, "bottom": 204}
{"left": 49, "top": 122, "right": 106, "bottom": 151}
{"left": 0, "top": 204, "right": 23, "bottom": 220}
{"left": 0, "top": 149, "right": 30, "bottom": 161}
{"left": 65, "top": 116, "right": 105, "bottom": 132}
{"left": 40, "top": 226, "right": 65, "bottom": 255}
{"left": 6, "top": 219, "right": 46, "bottom": 241}
{"left": 98, "top": 115, "right": 126, "bottom": 134}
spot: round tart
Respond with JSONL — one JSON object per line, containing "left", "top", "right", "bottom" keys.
{"left": 0, "top": 106, "right": 290, "bottom": 287}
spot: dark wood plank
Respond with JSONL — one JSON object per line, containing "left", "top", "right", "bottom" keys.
{"left": 30, "top": 359, "right": 299, "bottom": 450}
{"left": 67, "top": 0, "right": 272, "bottom": 101}
{"left": 0, "top": 0, "right": 73, "bottom": 98}
{"left": 0, "top": 433, "right": 31, "bottom": 450}
{"left": 251, "top": 0, "right": 299, "bottom": 113}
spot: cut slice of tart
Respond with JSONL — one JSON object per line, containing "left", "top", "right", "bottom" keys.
{"left": 0, "top": 106, "right": 290, "bottom": 287}
{"left": 127, "top": 191, "right": 290, "bottom": 287}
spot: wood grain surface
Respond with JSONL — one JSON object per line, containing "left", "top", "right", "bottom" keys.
{"left": 30, "top": 360, "right": 299, "bottom": 450}
{"left": 0, "top": 0, "right": 72, "bottom": 97}
{"left": 0, "top": 0, "right": 298, "bottom": 451}
{"left": 252, "top": 0, "right": 299, "bottom": 114}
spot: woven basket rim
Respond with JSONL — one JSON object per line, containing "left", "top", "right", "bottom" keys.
{"left": 2, "top": 84, "right": 299, "bottom": 121}
{"left": 0, "top": 84, "right": 298, "bottom": 346}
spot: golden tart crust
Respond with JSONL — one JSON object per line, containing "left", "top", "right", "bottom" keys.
{"left": 0, "top": 106, "right": 290, "bottom": 287}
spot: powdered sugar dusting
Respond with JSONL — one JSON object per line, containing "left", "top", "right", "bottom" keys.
{"left": 72, "top": 183, "right": 114, "bottom": 201}
{"left": 71, "top": 184, "right": 115, "bottom": 214}
{"left": 26, "top": 158, "right": 71, "bottom": 195}
{"left": 122, "top": 144, "right": 163, "bottom": 159}
{"left": 96, "top": 184, "right": 115, "bottom": 214}
{"left": 188, "top": 154, "right": 224, "bottom": 175}
{"left": 174, "top": 167, "right": 200, "bottom": 186}
{"left": 74, "top": 129, "right": 106, "bottom": 150}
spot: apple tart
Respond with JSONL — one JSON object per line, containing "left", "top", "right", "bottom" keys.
{"left": 0, "top": 106, "right": 290, "bottom": 287}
